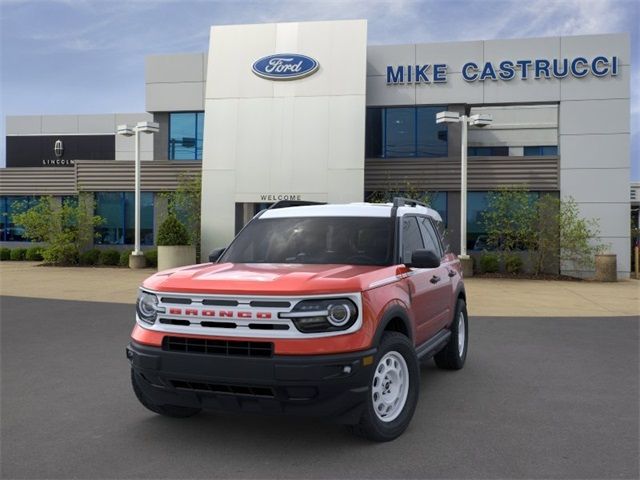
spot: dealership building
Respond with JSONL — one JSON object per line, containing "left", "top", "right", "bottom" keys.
{"left": 0, "top": 20, "right": 632, "bottom": 277}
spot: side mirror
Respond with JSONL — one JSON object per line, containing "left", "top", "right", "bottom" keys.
{"left": 208, "top": 247, "right": 226, "bottom": 263}
{"left": 407, "top": 249, "right": 440, "bottom": 269}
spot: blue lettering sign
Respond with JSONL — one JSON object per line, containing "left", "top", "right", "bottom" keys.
{"left": 415, "top": 64, "right": 430, "bottom": 83}
{"left": 591, "top": 56, "right": 609, "bottom": 76}
{"left": 535, "top": 59, "right": 551, "bottom": 79}
{"left": 552, "top": 58, "right": 569, "bottom": 78}
{"left": 498, "top": 61, "right": 515, "bottom": 80}
{"left": 516, "top": 60, "right": 532, "bottom": 79}
{"left": 385, "top": 55, "right": 621, "bottom": 85}
{"left": 462, "top": 62, "right": 479, "bottom": 81}
{"left": 387, "top": 65, "right": 404, "bottom": 84}
{"left": 433, "top": 64, "right": 447, "bottom": 82}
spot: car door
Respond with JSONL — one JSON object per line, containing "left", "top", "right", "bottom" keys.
{"left": 417, "top": 216, "right": 452, "bottom": 331}
{"left": 400, "top": 216, "right": 442, "bottom": 345}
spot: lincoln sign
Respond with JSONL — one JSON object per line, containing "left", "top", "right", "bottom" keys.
{"left": 386, "top": 55, "right": 620, "bottom": 84}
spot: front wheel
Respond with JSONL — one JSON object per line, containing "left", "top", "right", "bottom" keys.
{"left": 348, "top": 332, "right": 420, "bottom": 442}
{"left": 434, "top": 298, "right": 468, "bottom": 370}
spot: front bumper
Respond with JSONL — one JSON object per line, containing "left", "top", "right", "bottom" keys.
{"left": 127, "top": 341, "right": 376, "bottom": 424}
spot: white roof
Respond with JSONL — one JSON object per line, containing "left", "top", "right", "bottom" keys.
{"left": 259, "top": 202, "right": 443, "bottom": 222}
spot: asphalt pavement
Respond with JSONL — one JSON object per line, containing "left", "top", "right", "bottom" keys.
{"left": 1, "top": 296, "right": 638, "bottom": 479}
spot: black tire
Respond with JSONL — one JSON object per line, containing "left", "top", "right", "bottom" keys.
{"left": 434, "top": 298, "right": 468, "bottom": 370}
{"left": 348, "top": 332, "right": 420, "bottom": 442}
{"left": 131, "top": 369, "right": 201, "bottom": 418}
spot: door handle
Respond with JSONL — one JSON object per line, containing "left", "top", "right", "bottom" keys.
{"left": 430, "top": 275, "right": 441, "bottom": 284}
{"left": 448, "top": 269, "right": 457, "bottom": 278}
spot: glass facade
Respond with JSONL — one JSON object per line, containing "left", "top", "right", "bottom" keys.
{"left": 524, "top": 145, "right": 558, "bottom": 156}
{"left": 0, "top": 196, "right": 38, "bottom": 242}
{"left": 365, "top": 106, "right": 448, "bottom": 158}
{"left": 168, "top": 112, "right": 204, "bottom": 160}
{"left": 95, "top": 192, "right": 154, "bottom": 245}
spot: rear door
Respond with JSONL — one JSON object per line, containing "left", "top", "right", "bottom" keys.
{"left": 417, "top": 216, "right": 452, "bottom": 331}
{"left": 400, "top": 215, "right": 442, "bottom": 345}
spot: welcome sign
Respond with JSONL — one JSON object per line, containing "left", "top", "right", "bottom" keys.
{"left": 386, "top": 55, "right": 620, "bottom": 84}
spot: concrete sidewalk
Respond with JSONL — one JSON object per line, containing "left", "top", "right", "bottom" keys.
{"left": 0, "top": 262, "right": 638, "bottom": 317}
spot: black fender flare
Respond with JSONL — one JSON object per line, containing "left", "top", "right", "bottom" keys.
{"left": 372, "top": 304, "right": 413, "bottom": 347}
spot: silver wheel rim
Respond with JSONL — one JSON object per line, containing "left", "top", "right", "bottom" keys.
{"left": 372, "top": 351, "right": 409, "bottom": 423}
{"left": 458, "top": 311, "right": 466, "bottom": 357}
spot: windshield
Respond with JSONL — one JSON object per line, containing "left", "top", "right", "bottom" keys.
{"left": 220, "top": 216, "right": 392, "bottom": 266}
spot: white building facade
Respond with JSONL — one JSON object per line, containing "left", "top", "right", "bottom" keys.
{"left": 2, "top": 20, "right": 632, "bottom": 277}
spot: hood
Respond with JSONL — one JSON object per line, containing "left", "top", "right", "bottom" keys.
{"left": 142, "top": 262, "right": 397, "bottom": 296}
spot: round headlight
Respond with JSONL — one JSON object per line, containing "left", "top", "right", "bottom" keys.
{"left": 327, "top": 303, "right": 351, "bottom": 327}
{"left": 136, "top": 291, "right": 159, "bottom": 324}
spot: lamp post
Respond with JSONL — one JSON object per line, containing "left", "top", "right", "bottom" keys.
{"left": 436, "top": 111, "right": 492, "bottom": 274}
{"left": 116, "top": 121, "right": 159, "bottom": 268}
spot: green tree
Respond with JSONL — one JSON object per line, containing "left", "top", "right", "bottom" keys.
{"left": 480, "top": 187, "right": 535, "bottom": 253}
{"left": 12, "top": 195, "right": 103, "bottom": 265}
{"left": 162, "top": 173, "right": 201, "bottom": 247}
{"left": 157, "top": 214, "right": 190, "bottom": 246}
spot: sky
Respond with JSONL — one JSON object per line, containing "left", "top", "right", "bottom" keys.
{"left": 1, "top": 0, "right": 638, "bottom": 179}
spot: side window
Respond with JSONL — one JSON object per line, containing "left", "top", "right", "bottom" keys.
{"left": 418, "top": 217, "right": 443, "bottom": 258}
{"left": 402, "top": 217, "right": 424, "bottom": 264}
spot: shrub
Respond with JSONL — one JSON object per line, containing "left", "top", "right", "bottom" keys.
{"left": 25, "top": 246, "right": 43, "bottom": 261}
{"left": 10, "top": 248, "right": 27, "bottom": 261}
{"left": 504, "top": 254, "right": 523, "bottom": 274}
{"left": 99, "top": 249, "right": 120, "bottom": 266}
{"left": 119, "top": 250, "right": 131, "bottom": 267}
{"left": 79, "top": 249, "right": 101, "bottom": 266}
{"left": 479, "top": 253, "right": 500, "bottom": 273}
{"left": 157, "top": 215, "right": 190, "bottom": 246}
{"left": 43, "top": 244, "right": 79, "bottom": 265}
{"left": 144, "top": 249, "right": 158, "bottom": 268}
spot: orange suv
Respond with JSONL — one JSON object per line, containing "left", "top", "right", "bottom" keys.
{"left": 127, "top": 198, "right": 468, "bottom": 441}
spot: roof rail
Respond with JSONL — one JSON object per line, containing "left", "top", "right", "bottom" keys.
{"left": 268, "top": 200, "right": 326, "bottom": 210}
{"left": 392, "top": 197, "right": 429, "bottom": 208}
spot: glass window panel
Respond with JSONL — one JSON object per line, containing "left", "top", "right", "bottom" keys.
{"left": 467, "top": 192, "right": 489, "bottom": 251}
{"left": 416, "top": 107, "right": 448, "bottom": 157}
{"left": 428, "top": 192, "right": 447, "bottom": 227}
{"left": 417, "top": 217, "right": 442, "bottom": 258}
{"left": 524, "top": 146, "right": 557, "bottom": 156}
{"left": 196, "top": 112, "right": 204, "bottom": 160}
{"left": 169, "top": 113, "right": 197, "bottom": 160}
{"left": 385, "top": 108, "right": 416, "bottom": 158}
{"left": 4, "top": 196, "right": 37, "bottom": 242}
{"left": 124, "top": 192, "right": 154, "bottom": 245}
{"left": 541, "top": 145, "right": 558, "bottom": 156}
{"left": 365, "top": 108, "right": 383, "bottom": 158}
{"left": 95, "top": 192, "right": 124, "bottom": 245}
{"left": 402, "top": 217, "right": 424, "bottom": 264}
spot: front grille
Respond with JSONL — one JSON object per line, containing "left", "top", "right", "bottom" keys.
{"left": 171, "top": 380, "right": 275, "bottom": 397}
{"left": 162, "top": 336, "right": 273, "bottom": 357}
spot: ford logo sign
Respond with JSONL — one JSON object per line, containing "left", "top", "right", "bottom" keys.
{"left": 252, "top": 54, "right": 319, "bottom": 80}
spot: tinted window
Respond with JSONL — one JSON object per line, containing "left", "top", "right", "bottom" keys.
{"left": 221, "top": 217, "right": 392, "bottom": 266}
{"left": 169, "top": 112, "right": 204, "bottom": 160}
{"left": 95, "top": 192, "right": 154, "bottom": 245}
{"left": 401, "top": 217, "right": 424, "bottom": 264}
{"left": 418, "top": 217, "right": 442, "bottom": 258}
{"left": 386, "top": 108, "right": 415, "bottom": 157}
{"left": 365, "top": 108, "right": 383, "bottom": 157}
{"left": 524, "top": 145, "right": 558, "bottom": 156}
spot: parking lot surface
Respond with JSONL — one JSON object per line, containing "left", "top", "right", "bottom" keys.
{"left": 1, "top": 296, "right": 638, "bottom": 479}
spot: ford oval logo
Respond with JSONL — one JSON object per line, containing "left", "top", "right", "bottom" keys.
{"left": 252, "top": 54, "right": 319, "bottom": 80}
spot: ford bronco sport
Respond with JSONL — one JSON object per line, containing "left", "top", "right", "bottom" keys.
{"left": 127, "top": 198, "right": 468, "bottom": 441}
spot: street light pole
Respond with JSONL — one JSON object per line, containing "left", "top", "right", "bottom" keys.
{"left": 116, "top": 121, "right": 159, "bottom": 268}
{"left": 134, "top": 126, "right": 141, "bottom": 255}
{"left": 460, "top": 115, "right": 468, "bottom": 257}
{"left": 436, "top": 110, "right": 492, "bottom": 272}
